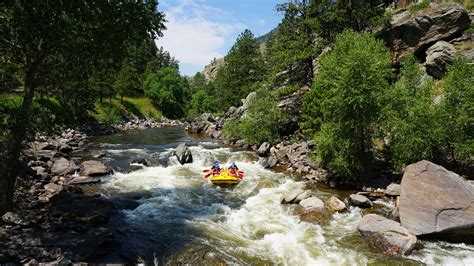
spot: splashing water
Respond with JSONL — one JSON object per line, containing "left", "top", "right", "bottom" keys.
{"left": 90, "top": 128, "right": 474, "bottom": 265}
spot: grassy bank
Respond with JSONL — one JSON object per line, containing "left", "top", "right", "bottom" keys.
{"left": 93, "top": 97, "right": 161, "bottom": 123}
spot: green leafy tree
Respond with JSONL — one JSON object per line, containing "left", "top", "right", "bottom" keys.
{"left": 189, "top": 72, "right": 207, "bottom": 94}
{"left": 145, "top": 66, "right": 190, "bottom": 119}
{"left": 0, "top": 0, "right": 165, "bottom": 214}
{"left": 115, "top": 62, "right": 140, "bottom": 103}
{"left": 442, "top": 56, "right": 474, "bottom": 162}
{"left": 302, "top": 30, "right": 391, "bottom": 179}
{"left": 188, "top": 89, "right": 217, "bottom": 116}
{"left": 223, "top": 86, "right": 281, "bottom": 145}
{"left": 214, "top": 29, "right": 266, "bottom": 111}
{"left": 382, "top": 54, "right": 444, "bottom": 170}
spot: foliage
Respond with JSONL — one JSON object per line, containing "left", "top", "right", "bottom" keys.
{"left": 407, "top": 0, "right": 430, "bottom": 13}
{"left": 266, "top": 0, "right": 389, "bottom": 91}
{"left": 99, "top": 107, "right": 121, "bottom": 125}
{"left": 188, "top": 90, "right": 217, "bottom": 116}
{"left": 145, "top": 67, "right": 190, "bottom": 119}
{"left": 302, "top": 30, "right": 391, "bottom": 178}
{"left": 223, "top": 86, "right": 281, "bottom": 145}
{"left": 442, "top": 56, "right": 474, "bottom": 161}
{"left": 382, "top": 55, "right": 444, "bottom": 170}
{"left": 213, "top": 29, "right": 267, "bottom": 111}
{"left": 114, "top": 62, "right": 140, "bottom": 100}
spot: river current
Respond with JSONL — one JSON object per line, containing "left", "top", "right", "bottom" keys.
{"left": 89, "top": 127, "right": 474, "bottom": 265}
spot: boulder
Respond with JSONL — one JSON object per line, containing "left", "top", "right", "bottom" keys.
{"left": 358, "top": 214, "right": 417, "bottom": 255}
{"left": 281, "top": 188, "right": 305, "bottom": 204}
{"left": 130, "top": 158, "right": 150, "bottom": 167}
{"left": 31, "top": 166, "right": 48, "bottom": 179}
{"left": 67, "top": 176, "right": 101, "bottom": 185}
{"left": 380, "top": 3, "right": 470, "bottom": 64}
{"left": 327, "top": 196, "right": 347, "bottom": 212}
{"left": 80, "top": 160, "right": 110, "bottom": 176}
{"left": 385, "top": 183, "right": 402, "bottom": 197}
{"left": 294, "top": 191, "right": 311, "bottom": 204}
{"left": 1, "top": 212, "right": 23, "bottom": 226}
{"left": 425, "top": 41, "right": 457, "bottom": 79}
{"left": 267, "top": 155, "right": 278, "bottom": 168}
{"left": 399, "top": 160, "right": 474, "bottom": 243}
{"left": 44, "top": 183, "right": 63, "bottom": 194}
{"left": 257, "top": 142, "right": 271, "bottom": 156}
{"left": 173, "top": 143, "right": 193, "bottom": 165}
{"left": 298, "top": 196, "right": 326, "bottom": 213}
{"left": 349, "top": 194, "right": 373, "bottom": 208}
{"left": 51, "top": 158, "right": 78, "bottom": 175}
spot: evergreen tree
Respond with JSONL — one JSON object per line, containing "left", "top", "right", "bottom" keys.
{"left": 213, "top": 29, "right": 266, "bottom": 111}
{"left": 114, "top": 62, "right": 140, "bottom": 103}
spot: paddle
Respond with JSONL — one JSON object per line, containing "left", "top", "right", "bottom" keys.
{"left": 203, "top": 173, "right": 212, "bottom": 179}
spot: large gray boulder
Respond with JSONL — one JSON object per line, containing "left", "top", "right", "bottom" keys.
{"left": 399, "top": 160, "right": 474, "bottom": 243}
{"left": 425, "top": 41, "right": 457, "bottom": 79}
{"left": 80, "top": 160, "right": 110, "bottom": 176}
{"left": 380, "top": 3, "right": 470, "bottom": 64}
{"left": 257, "top": 142, "right": 271, "bottom": 156}
{"left": 173, "top": 143, "right": 193, "bottom": 165}
{"left": 358, "top": 214, "right": 417, "bottom": 255}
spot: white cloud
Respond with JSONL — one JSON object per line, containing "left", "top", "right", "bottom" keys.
{"left": 156, "top": 0, "right": 245, "bottom": 69}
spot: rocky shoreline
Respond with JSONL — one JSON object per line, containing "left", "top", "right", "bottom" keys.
{"left": 0, "top": 118, "right": 187, "bottom": 264}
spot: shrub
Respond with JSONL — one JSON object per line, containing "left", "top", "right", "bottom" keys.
{"left": 222, "top": 86, "right": 281, "bottom": 145}
{"left": 101, "top": 107, "right": 121, "bottom": 125}
{"left": 407, "top": 0, "right": 430, "bottom": 13}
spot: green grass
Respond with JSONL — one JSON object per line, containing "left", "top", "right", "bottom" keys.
{"left": 93, "top": 97, "right": 161, "bottom": 123}
{"left": 407, "top": 0, "right": 430, "bottom": 13}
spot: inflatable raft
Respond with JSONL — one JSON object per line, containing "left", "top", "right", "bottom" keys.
{"left": 209, "top": 169, "right": 241, "bottom": 185}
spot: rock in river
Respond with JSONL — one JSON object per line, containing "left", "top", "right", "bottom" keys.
{"left": 299, "top": 197, "right": 326, "bottom": 213}
{"left": 51, "top": 157, "right": 78, "bottom": 175}
{"left": 80, "top": 160, "right": 110, "bottom": 176}
{"left": 327, "top": 196, "right": 347, "bottom": 212}
{"left": 385, "top": 183, "right": 402, "bottom": 197}
{"left": 358, "top": 214, "right": 417, "bottom": 255}
{"left": 281, "top": 188, "right": 305, "bottom": 204}
{"left": 399, "top": 160, "right": 474, "bottom": 243}
{"left": 173, "top": 143, "right": 193, "bottom": 165}
{"left": 349, "top": 194, "right": 373, "bottom": 208}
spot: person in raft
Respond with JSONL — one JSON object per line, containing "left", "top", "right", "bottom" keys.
{"left": 211, "top": 160, "right": 221, "bottom": 175}
{"left": 228, "top": 162, "right": 239, "bottom": 177}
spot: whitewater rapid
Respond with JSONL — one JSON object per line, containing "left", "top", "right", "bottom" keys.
{"left": 90, "top": 129, "right": 474, "bottom": 265}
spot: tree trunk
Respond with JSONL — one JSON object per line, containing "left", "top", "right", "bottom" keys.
{"left": 121, "top": 94, "right": 123, "bottom": 104}
{"left": 0, "top": 69, "right": 35, "bottom": 215}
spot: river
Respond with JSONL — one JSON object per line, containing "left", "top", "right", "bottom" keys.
{"left": 88, "top": 127, "right": 474, "bottom": 265}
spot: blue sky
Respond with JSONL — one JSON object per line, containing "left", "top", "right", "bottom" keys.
{"left": 156, "top": 0, "right": 283, "bottom": 76}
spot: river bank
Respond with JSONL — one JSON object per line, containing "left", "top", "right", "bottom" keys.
{"left": 1, "top": 123, "right": 473, "bottom": 264}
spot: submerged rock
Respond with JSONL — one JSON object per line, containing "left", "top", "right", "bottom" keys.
{"left": 173, "top": 143, "right": 193, "bottom": 165}
{"left": 358, "top": 214, "right": 417, "bottom": 255}
{"left": 399, "top": 160, "right": 474, "bottom": 243}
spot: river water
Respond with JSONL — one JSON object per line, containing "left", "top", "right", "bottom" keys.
{"left": 89, "top": 127, "right": 474, "bottom": 265}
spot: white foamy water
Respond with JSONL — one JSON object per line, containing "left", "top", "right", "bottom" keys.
{"left": 97, "top": 135, "right": 474, "bottom": 265}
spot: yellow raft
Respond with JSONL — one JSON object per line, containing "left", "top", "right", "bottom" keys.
{"left": 210, "top": 169, "right": 240, "bottom": 185}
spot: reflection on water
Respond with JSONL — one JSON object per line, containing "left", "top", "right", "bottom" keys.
{"left": 89, "top": 127, "right": 474, "bottom": 265}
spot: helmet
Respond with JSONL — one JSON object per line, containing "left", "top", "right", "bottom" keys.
{"left": 214, "top": 160, "right": 218, "bottom": 163}
{"left": 230, "top": 162, "right": 236, "bottom": 167}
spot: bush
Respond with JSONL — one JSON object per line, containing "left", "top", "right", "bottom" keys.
{"left": 222, "top": 86, "right": 281, "bottom": 145}
{"left": 302, "top": 30, "right": 392, "bottom": 179}
{"left": 407, "top": 0, "right": 430, "bottom": 13}
{"left": 101, "top": 107, "right": 121, "bottom": 125}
